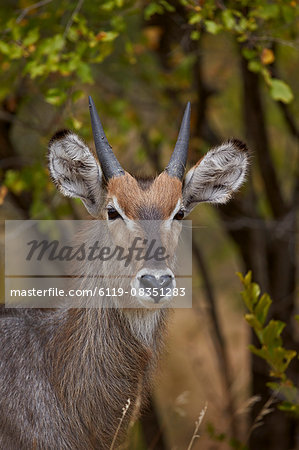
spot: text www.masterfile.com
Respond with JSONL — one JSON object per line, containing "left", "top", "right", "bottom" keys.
{"left": 9, "top": 287, "right": 187, "bottom": 298}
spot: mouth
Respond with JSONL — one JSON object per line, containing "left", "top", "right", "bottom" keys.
{"left": 133, "top": 292, "right": 173, "bottom": 308}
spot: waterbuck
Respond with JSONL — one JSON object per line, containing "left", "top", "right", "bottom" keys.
{"left": 0, "top": 97, "right": 249, "bottom": 449}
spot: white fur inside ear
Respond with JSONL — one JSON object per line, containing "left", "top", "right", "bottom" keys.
{"left": 48, "top": 131, "right": 103, "bottom": 216}
{"left": 183, "top": 140, "right": 249, "bottom": 212}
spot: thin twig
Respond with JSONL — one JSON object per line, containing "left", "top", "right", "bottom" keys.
{"left": 277, "top": 100, "right": 299, "bottom": 140}
{"left": 251, "top": 36, "right": 299, "bottom": 50}
{"left": 63, "top": 0, "right": 85, "bottom": 38}
{"left": 16, "top": 0, "right": 53, "bottom": 23}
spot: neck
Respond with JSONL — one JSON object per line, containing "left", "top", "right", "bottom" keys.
{"left": 45, "top": 307, "right": 168, "bottom": 446}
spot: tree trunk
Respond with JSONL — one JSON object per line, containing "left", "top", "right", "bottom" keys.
{"left": 239, "top": 56, "right": 298, "bottom": 450}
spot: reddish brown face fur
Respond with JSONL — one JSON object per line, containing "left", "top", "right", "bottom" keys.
{"left": 107, "top": 172, "right": 183, "bottom": 220}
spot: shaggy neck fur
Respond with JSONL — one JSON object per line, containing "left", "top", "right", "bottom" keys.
{"left": 45, "top": 307, "right": 167, "bottom": 448}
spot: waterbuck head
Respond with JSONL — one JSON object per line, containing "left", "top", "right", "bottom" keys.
{"left": 48, "top": 97, "right": 249, "bottom": 307}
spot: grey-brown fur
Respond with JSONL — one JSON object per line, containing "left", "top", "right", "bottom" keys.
{"left": 0, "top": 127, "right": 249, "bottom": 449}
{"left": 0, "top": 307, "right": 167, "bottom": 449}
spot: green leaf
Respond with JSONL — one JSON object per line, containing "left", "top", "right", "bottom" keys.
{"left": 242, "top": 48, "right": 257, "bottom": 60}
{"left": 281, "top": 349, "right": 297, "bottom": 368}
{"left": 278, "top": 402, "right": 299, "bottom": 414}
{"left": 240, "top": 273, "right": 299, "bottom": 413}
{"left": 4, "top": 169, "right": 31, "bottom": 194}
{"left": 255, "top": 293, "right": 272, "bottom": 326}
{"left": 77, "top": 62, "right": 93, "bottom": 84}
{"left": 144, "top": 3, "right": 164, "bottom": 20}
{"left": 190, "top": 30, "right": 200, "bottom": 40}
{"left": 236, "top": 272, "right": 244, "bottom": 283}
{"left": 100, "top": 1, "right": 116, "bottom": 12}
{"left": 71, "top": 90, "right": 84, "bottom": 103}
{"left": 244, "top": 271, "right": 252, "bottom": 285}
{"left": 250, "top": 282, "right": 260, "bottom": 304}
{"left": 267, "top": 381, "right": 281, "bottom": 392}
{"left": 268, "top": 347, "right": 295, "bottom": 376}
{"left": 0, "top": 41, "right": 11, "bottom": 55}
{"left": 262, "top": 320, "right": 285, "bottom": 347}
{"left": 67, "top": 26, "right": 79, "bottom": 42}
{"left": 269, "top": 79, "right": 294, "bottom": 104}
{"left": 245, "top": 313, "right": 262, "bottom": 330}
{"left": 24, "top": 60, "right": 47, "bottom": 78}
{"left": 261, "top": 67, "right": 271, "bottom": 85}
{"left": 253, "top": 4, "right": 280, "bottom": 20}
{"left": 248, "top": 344, "right": 268, "bottom": 360}
{"left": 239, "top": 271, "right": 261, "bottom": 312}
{"left": 222, "top": 10, "right": 235, "bottom": 30}
{"left": 189, "top": 13, "right": 201, "bottom": 25}
{"left": 159, "top": 0, "right": 175, "bottom": 12}
{"left": 248, "top": 60, "right": 262, "bottom": 73}
{"left": 9, "top": 44, "right": 23, "bottom": 59}
{"left": 111, "top": 15, "right": 126, "bottom": 32}
{"left": 240, "top": 290, "right": 251, "bottom": 310}
{"left": 45, "top": 88, "right": 67, "bottom": 106}
{"left": 99, "top": 31, "right": 119, "bottom": 42}
{"left": 205, "top": 20, "right": 222, "bottom": 34}
{"left": 240, "top": 281, "right": 260, "bottom": 312}
{"left": 38, "top": 34, "right": 65, "bottom": 55}
{"left": 23, "top": 28, "right": 39, "bottom": 47}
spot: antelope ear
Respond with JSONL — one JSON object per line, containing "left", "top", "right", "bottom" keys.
{"left": 48, "top": 130, "right": 103, "bottom": 217}
{"left": 183, "top": 139, "right": 249, "bottom": 215}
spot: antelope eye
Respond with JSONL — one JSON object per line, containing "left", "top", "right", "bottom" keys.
{"left": 107, "top": 208, "right": 121, "bottom": 221}
{"left": 174, "top": 209, "right": 184, "bottom": 220}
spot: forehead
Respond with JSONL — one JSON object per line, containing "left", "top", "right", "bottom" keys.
{"left": 107, "top": 172, "right": 182, "bottom": 219}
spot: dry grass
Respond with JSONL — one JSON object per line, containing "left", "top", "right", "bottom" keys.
{"left": 186, "top": 404, "right": 208, "bottom": 450}
{"left": 110, "top": 398, "right": 131, "bottom": 450}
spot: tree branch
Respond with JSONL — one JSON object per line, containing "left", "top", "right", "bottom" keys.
{"left": 63, "top": 0, "right": 85, "bottom": 39}
{"left": 192, "top": 240, "right": 238, "bottom": 438}
{"left": 277, "top": 101, "right": 299, "bottom": 140}
{"left": 240, "top": 55, "right": 288, "bottom": 218}
{"left": 16, "top": 0, "right": 53, "bottom": 24}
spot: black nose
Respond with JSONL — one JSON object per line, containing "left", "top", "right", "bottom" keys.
{"left": 140, "top": 274, "right": 173, "bottom": 302}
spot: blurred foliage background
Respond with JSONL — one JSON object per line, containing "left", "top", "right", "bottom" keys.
{"left": 0, "top": 1, "right": 298, "bottom": 449}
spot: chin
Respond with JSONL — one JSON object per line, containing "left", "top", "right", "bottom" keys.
{"left": 134, "top": 294, "right": 173, "bottom": 309}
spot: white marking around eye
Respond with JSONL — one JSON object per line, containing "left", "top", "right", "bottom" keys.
{"left": 164, "top": 198, "right": 183, "bottom": 229}
{"left": 110, "top": 196, "right": 136, "bottom": 230}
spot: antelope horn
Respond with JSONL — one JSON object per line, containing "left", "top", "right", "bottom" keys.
{"left": 165, "top": 102, "right": 191, "bottom": 180}
{"left": 89, "top": 96, "right": 125, "bottom": 180}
